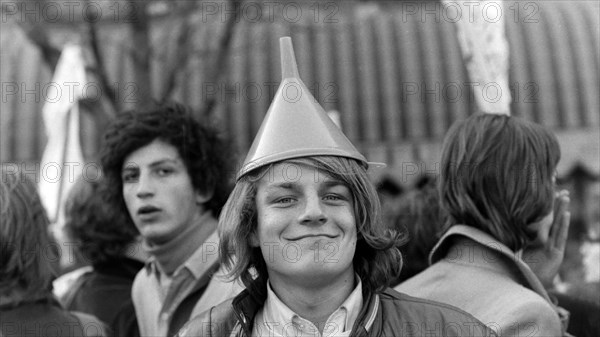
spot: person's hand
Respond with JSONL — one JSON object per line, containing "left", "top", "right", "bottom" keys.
{"left": 523, "top": 190, "right": 570, "bottom": 288}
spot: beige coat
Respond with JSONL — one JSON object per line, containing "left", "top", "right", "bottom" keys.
{"left": 396, "top": 225, "right": 569, "bottom": 337}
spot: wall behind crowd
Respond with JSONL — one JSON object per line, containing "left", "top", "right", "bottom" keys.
{"left": 1, "top": 0, "right": 598, "bottom": 184}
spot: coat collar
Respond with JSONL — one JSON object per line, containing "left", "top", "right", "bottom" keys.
{"left": 230, "top": 284, "right": 380, "bottom": 336}
{"left": 429, "top": 225, "right": 551, "bottom": 303}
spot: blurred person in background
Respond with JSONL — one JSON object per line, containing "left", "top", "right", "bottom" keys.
{"left": 391, "top": 175, "right": 446, "bottom": 285}
{"left": 55, "top": 176, "right": 146, "bottom": 337}
{"left": 550, "top": 170, "right": 600, "bottom": 337}
{"left": 396, "top": 114, "right": 571, "bottom": 337}
{"left": 375, "top": 175, "right": 404, "bottom": 228}
{"left": 0, "top": 169, "right": 107, "bottom": 337}
{"left": 100, "top": 102, "right": 242, "bottom": 337}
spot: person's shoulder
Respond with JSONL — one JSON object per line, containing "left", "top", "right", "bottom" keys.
{"left": 176, "top": 299, "right": 238, "bottom": 337}
{"left": 380, "top": 287, "right": 475, "bottom": 313}
{"left": 496, "top": 298, "right": 562, "bottom": 336}
{"left": 71, "top": 311, "right": 110, "bottom": 337}
{"left": 53, "top": 266, "right": 94, "bottom": 304}
{"left": 378, "top": 288, "right": 497, "bottom": 336}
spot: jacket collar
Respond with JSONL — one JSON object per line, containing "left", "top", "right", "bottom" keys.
{"left": 429, "top": 225, "right": 551, "bottom": 303}
{"left": 230, "top": 283, "right": 380, "bottom": 336}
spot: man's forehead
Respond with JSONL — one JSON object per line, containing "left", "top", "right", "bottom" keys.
{"left": 258, "top": 162, "right": 343, "bottom": 186}
{"left": 121, "top": 140, "right": 182, "bottom": 170}
{"left": 121, "top": 155, "right": 181, "bottom": 171}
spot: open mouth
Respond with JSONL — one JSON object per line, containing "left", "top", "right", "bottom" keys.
{"left": 137, "top": 206, "right": 161, "bottom": 216}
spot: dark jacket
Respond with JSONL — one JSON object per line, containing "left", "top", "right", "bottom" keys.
{"left": 176, "top": 287, "right": 497, "bottom": 337}
{"left": 0, "top": 298, "right": 108, "bottom": 337}
{"left": 61, "top": 257, "right": 144, "bottom": 337}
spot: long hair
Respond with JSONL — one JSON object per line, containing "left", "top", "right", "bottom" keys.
{"left": 440, "top": 114, "right": 560, "bottom": 251}
{"left": 0, "top": 170, "right": 55, "bottom": 305}
{"left": 219, "top": 156, "right": 405, "bottom": 299}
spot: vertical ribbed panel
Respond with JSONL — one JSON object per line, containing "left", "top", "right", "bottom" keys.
{"left": 1, "top": 1, "right": 598, "bottom": 172}
{"left": 579, "top": 2, "right": 600, "bottom": 127}
{"left": 355, "top": 10, "right": 381, "bottom": 143}
{"left": 335, "top": 22, "right": 360, "bottom": 142}
{"left": 565, "top": 2, "right": 600, "bottom": 127}
{"left": 437, "top": 17, "right": 469, "bottom": 128}
{"left": 420, "top": 15, "right": 445, "bottom": 139}
{"left": 544, "top": 3, "right": 579, "bottom": 129}
{"left": 315, "top": 24, "right": 336, "bottom": 112}
{"left": 394, "top": 13, "right": 427, "bottom": 140}
{"left": 292, "top": 23, "right": 314, "bottom": 96}
{"left": 249, "top": 24, "right": 269, "bottom": 139}
{"left": 375, "top": 15, "right": 402, "bottom": 144}
{"left": 523, "top": 5, "right": 559, "bottom": 128}
{"left": 507, "top": 14, "right": 534, "bottom": 121}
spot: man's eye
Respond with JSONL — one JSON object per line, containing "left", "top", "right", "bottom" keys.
{"left": 324, "top": 194, "right": 343, "bottom": 201}
{"left": 157, "top": 168, "right": 172, "bottom": 176}
{"left": 275, "top": 197, "right": 295, "bottom": 204}
{"left": 122, "top": 172, "right": 138, "bottom": 183}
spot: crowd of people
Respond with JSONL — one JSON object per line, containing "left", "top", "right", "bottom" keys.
{"left": 2, "top": 37, "right": 599, "bottom": 337}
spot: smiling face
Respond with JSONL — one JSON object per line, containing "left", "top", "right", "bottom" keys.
{"left": 121, "top": 139, "right": 210, "bottom": 245}
{"left": 252, "top": 162, "right": 357, "bottom": 288}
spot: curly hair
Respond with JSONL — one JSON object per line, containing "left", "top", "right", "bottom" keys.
{"left": 219, "top": 156, "right": 405, "bottom": 299}
{"left": 63, "top": 177, "right": 139, "bottom": 265}
{"left": 1, "top": 169, "right": 55, "bottom": 305}
{"left": 100, "top": 102, "right": 234, "bottom": 228}
{"left": 440, "top": 114, "right": 561, "bottom": 251}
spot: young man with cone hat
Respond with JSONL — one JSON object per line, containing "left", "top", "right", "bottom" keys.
{"left": 176, "top": 37, "right": 495, "bottom": 337}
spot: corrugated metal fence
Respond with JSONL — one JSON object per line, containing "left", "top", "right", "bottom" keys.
{"left": 1, "top": 0, "right": 598, "bottom": 179}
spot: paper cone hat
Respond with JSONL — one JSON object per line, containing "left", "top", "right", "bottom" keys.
{"left": 237, "top": 37, "right": 369, "bottom": 180}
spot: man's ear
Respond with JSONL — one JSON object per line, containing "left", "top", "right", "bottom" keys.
{"left": 249, "top": 231, "right": 260, "bottom": 247}
{"left": 195, "top": 185, "right": 215, "bottom": 205}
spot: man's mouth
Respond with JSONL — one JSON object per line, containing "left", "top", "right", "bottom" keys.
{"left": 287, "top": 234, "right": 337, "bottom": 241}
{"left": 137, "top": 206, "right": 161, "bottom": 216}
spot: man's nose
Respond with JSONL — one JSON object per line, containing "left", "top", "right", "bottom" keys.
{"left": 136, "top": 173, "right": 154, "bottom": 198}
{"left": 298, "top": 194, "right": 327, "bottom": 225}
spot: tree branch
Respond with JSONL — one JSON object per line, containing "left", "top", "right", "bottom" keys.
{"left": 85, "top": 0, "right": 118, "bottom": 115}
{"left": 159, "top": 2, "right": 198, "bottom": 103}
{"left": 199, "top": 0, "right": 244, "bottom": 119}
{"left": 14, "top": 0, "right": 61, "bottom": 71}
{"left": 127, "top": 0, "right": 154, "bottom": 109}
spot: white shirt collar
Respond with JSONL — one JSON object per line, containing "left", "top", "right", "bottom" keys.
{"left": 254, "top": 276, "right": 363, "bottom": 337}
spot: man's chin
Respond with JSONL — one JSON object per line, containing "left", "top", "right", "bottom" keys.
{"left": 141, "top": 231, "right": 172, "bottom": 246}
{"left": 289, "top": 264, "right": 352, "bottom": 281}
